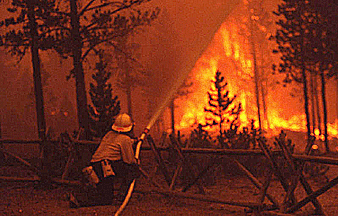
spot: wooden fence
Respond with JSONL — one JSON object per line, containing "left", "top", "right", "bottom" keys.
{"left": 1, "top": 135, "right": 338, "bottom": 215}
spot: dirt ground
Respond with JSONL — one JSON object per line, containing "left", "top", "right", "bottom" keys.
{"left": 1, "top": 164, "right": 338, "bottom": 216}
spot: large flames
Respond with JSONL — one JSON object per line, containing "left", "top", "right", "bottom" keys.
{"left": 174, "top": 19, "right": 338, "bottom": 140}
{"left": 175, "top": 21, "right": 263, "bottom": 132}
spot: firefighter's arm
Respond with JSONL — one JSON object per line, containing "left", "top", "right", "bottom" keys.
{"left": 120, "top": 140, "right": 138, "bottom": 164}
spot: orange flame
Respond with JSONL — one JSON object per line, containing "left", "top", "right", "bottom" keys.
{"left": 176, "top": 22, "right": 255, "bottom": 132}
{"left": 175, "top": 20, "right": 338, "bottom": 139}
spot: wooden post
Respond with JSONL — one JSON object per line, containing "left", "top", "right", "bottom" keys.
{"left": 169, "top": 163, "right": 182, "bottom": 190}
{"left": 138, "top": 167, "right": 165, "bottom": 189}
{"left": 274, "top": 134, "right": 324, "bottom": 214}
{"left": 169, "top": 134, "right": 206, "bottom": 194}
{"left": 287, "top": 176, "right": 338, "bottom": 213}
{"left": 147, "top": 135, "right": 172, "bottom": 186}
{"left": 258, "top": 167, "right": 273, "bottom": 205}
{"left": 61, "top": 133, "right": 75, "bottom": 180}
{"left": 0, "top": 148, "right": 39, "bottom": 174}
{"left": 181, "top": 157, "right": 217, "bottom": 193}
{"left": 232, "top": 159, "right": 279, "bottom": 208}
{"left": 159, "top": 132, "right": 168, "bottom": 148}
{"left": 257, "top": 138, "right": 297, "bottom": 204}
{"left": 275, "top": 133, "right": 324, "bottom": 213}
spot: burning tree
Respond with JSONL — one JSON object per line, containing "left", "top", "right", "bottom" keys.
{"left": 170, "top": 79, "right": 193, "bottom": 135}
{"left": 204, "top": 70, "right": 242, "bottom": 136}
{"left": 88, "top": 51, "right": 120, "bottom": 139}
{"left": 238, "top": 0, "right": 275, "bottom": 131}
{"left": 201, "top": 70, "right": 263, "bottom": 150}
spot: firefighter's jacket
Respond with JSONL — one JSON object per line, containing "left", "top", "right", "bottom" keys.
{"left": 91, "top": 131, "right": 137, "bottom": 164}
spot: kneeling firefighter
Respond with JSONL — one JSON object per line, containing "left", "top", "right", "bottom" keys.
{"left": 70, "top": 113, "right": 141, "bottom": 208}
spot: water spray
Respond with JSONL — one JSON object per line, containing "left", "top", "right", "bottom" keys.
{"left": 113, "top": 61, "right": 193, "bottom": 216}
{"left": 113, "top": 1, "right": 241, "bottom": 214}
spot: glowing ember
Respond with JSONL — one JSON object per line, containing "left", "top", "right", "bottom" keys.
{"left": 314, "top": 128, "right": 320, "bottom": 136}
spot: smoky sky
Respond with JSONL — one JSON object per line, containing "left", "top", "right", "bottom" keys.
{"left": 133, "top": 0, "right": 241, "bottom": 128}
{"left": 0, "top": 0, "right": 242, "bottom": 139}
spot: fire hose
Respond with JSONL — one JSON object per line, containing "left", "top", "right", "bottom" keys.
{"left": 113, "top": 128, "right": 149, "bottom": 216}
{"left": 113, "top": 3, "right": 241, "bottom": 214}
{"left": 114, "top": 73, "right": 192, "bottom": 215}
{"left": 113, "top": 70, "right": 191, "bottom": 216}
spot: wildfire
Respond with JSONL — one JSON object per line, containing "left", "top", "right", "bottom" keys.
{"left": 176, "top": 21, "right": 256, "bottom": 132}
{"left": 175, "top": 18, "right": 338, "bottom": 140}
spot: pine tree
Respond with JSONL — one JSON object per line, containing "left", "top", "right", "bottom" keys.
{"left": 204, "top": 70, "right": 242, "bottom": 136}
{"left": 0, "top": 0, "right": 64, "bottom": 186}
{"left": 52, "top": 0, "right": 159, "bottom": 138}
{"left": 272, "top": 0, "right": 337, "bottom": 153}
{"left": 0, "top": 0, "right": 63, "bottom": 140}
{"left": 272, "top": 0, "right": 313, "bottom": 153}
{"left": 88, "top": 52, "right": 120, "bottom": 139}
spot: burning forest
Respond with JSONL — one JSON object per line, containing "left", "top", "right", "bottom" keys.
{"left": 1, "top": 0, "right": 338, "bottom": 215}
{"left": 174, "top": 1, "right": 338, "bottom": 145}
{"left": 0, "top": 0, "right": 336, "bottom": 146}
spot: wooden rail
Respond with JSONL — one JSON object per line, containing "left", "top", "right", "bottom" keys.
{"left": 2, "top": 139, "right": 338, "bottom": 165}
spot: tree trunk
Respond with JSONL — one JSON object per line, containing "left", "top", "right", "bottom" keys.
{"left": 124, "top": 42, "right": 132, "bottom": 118}
{"left": 115, "top": 35, "right": 133, "bottom": 118}
{"left": 170, "top": 100, "right": 175, "bottom": 135}
{"left": 260, "top": 73, "right": 269, "bottom": 130}
{"left": 27, "top": 1, "right": 52, "bottom": 186}
{"left": 250, "top": 20, "right": 262, "bottom": 130}
{"left": 251, "top": 41, "right": 262, "bottom": 130}
{"left": 302, "top": 66, "right": 311, "bottom": 154}
{"left": 299, "top": 26, "right": 312, "bottom": 154}
{"left": 258, "top": 44, "right": 269, "bottom": 130}
{"left": 320, "top": 69, "right": 329, "bottom": 153}
{"left": 0, "top": 117, "right": 5, "bottom": 165}
{"left": 70, "top": 0, "right": 90, "bottom": 139}
{"left": 27, "top": 2, "right": 46, "bottom": 141}
{"left": 314, "top": 74, "right": 321, "bottom": 134}
{"left": 0, "top": 115, "right": 2, "bottom": 138}
{"left": 310, "top": 72, "right": 316, "bottom": 133}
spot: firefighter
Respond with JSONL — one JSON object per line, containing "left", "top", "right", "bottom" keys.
{"left": 70, "top": 113, "right": 140, "bottom": 208}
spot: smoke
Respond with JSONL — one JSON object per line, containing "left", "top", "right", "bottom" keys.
{"left": 0, "top": 0, "right": 248, "bottom": 139}
{"left": 130, "top": 0, "right": 241, "bottom": 132}
{"left": 0, "top": 50, "right": 78, "bottom": 139}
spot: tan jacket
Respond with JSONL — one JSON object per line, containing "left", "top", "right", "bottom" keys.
{"left": 91, "top": 131, "right": 137, "bottom": 164}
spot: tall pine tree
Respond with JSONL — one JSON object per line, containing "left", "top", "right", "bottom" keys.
{"left": 204, "top": 70, "right": 242, "bottom": 136}
{"left": 0, "top": 0, "right": 64, "bottom": 140}
{"left": 88, "top": 52, "right": 120, "bottom": 139}
{"left": 52, "top": 0, "right": 159, "bottom": 138}
{"left": 272, "top": 0, "right": 337, "bottom": 153}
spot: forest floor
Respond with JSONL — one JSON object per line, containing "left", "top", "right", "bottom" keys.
{"left": 1, "top": 162, "right": 338, "bottom": 216}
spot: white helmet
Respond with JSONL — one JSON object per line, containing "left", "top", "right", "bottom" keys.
{"left": 111, "top": 113, "right": 134, "bottom": 133}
